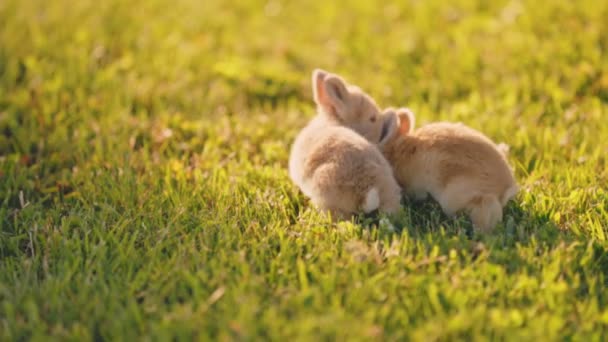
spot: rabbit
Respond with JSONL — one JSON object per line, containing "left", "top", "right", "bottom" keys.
{"left": 378, "top": 108, "right": 519, "bottom": 232}
{"left": 288, "top": 69, "right": 401, "bottom": 220}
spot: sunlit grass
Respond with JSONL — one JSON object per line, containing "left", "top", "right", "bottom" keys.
{"left": 1, "top": 0, "right": 607, "bottom": 340}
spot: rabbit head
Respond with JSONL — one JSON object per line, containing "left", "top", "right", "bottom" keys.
{"left": 312, "top": 69, "right": 385, "bottom": 143}
{"left": 378, "top": 107, "right": 416, "bottom": 146}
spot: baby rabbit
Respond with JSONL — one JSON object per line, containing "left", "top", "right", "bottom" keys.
{"left": 379, "top": 108, "right": 518, "bottom": 232}
{"left": 288, "top": 69, "right": 401, "bottom": 220}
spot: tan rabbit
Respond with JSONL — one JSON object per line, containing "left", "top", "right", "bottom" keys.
{"left": 288, "top": 69, "right": 401, "bottom": 220}
{"left": 378, "top": 108, "right": 518, "bottom": 232}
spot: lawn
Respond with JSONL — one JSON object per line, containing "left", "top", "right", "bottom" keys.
{"left": 1, "top": 0, "right": 608, "bottom": 340}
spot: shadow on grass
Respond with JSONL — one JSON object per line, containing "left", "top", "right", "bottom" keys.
{"left": 354, "top": 196, "right": 574, "bottom": 257}
{"left": 358, "top": 196, "right": 563, "bottom": 244}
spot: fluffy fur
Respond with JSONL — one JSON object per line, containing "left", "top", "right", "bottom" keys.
{"left": 288, "top": 70, "right": 401, "bottom": 220}
{"left": 379, "top": 108, "right": 518, "bottom": 232}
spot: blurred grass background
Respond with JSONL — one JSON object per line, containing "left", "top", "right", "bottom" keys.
{"left": 1, "top": 0, "right": 608, "bottom": 340}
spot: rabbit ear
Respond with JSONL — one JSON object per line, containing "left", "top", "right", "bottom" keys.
{"left": 378, "top": 109, "right": 399, "bottom": 146}
{"left": 396, "top": 108, "right": 415, "bottom": 134}
{"left": 312, "top": 69, "right": 328, "bottom": 103}
{"left": 312, "top": 69, "right": 349, "bottom": 121}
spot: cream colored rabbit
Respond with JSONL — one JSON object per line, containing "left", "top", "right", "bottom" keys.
{"left": 288, "top": 69, "right": 401, "bottom": 220}
{"left": 378, "top": 108, "right": 518, "bottom": 232}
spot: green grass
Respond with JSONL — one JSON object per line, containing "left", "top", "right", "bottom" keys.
{"left": 1, "top": 0, "right": 608, "bottom": 340}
